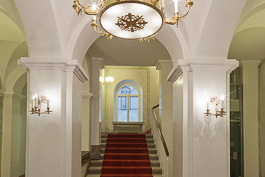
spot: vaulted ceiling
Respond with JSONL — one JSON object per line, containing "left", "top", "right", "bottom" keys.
{"left": 229, "top": 0, "right": 265, "bottom": 60}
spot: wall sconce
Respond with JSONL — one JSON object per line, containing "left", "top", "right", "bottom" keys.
{"left": 30, "top": 94, "right": 52, "bottom": 116}
{"left": 204, "top": 95, "right": 226, "bottom": 118}
{"left": 100, "top": 76, "right": 114, "bottom": 84}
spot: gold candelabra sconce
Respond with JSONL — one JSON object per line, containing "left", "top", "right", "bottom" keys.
{"left": 100, "top": 76, "right": 114, "bottom": 85}
{"left": 30, "top": 94, "right": 52, "bottom": 116}
{"left": 204, "top": 95, "right": 226, "bottom": 118}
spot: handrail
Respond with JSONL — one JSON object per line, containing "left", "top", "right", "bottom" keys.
{"left": 152, "top": 104, "right": 169, "bottom": 157}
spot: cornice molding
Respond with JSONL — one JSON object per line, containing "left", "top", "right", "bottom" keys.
{"left": 18, "top": 57, "right": 88, "bottom": 83}
{"left": 187, "top": 58, "right": 239, "bottom": 71}
{"left": 156, "top": 60, "right": 172, "bottom": 70}
{"left": 167, "top": 59, "right": 190, "bottom": 83}
{"left": 167, "top": 58, "right": 239, "bottom": 83}
{"left": 82, "top": 93, "right": 94, "bottom": 99}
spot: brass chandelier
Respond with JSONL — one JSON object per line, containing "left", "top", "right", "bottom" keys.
{"left": 73, "top": 0, "right": 193, "bottom": 41}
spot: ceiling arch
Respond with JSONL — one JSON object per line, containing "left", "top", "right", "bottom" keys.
{"left": 229, "top": 27, "right": 265, "bottom": 60}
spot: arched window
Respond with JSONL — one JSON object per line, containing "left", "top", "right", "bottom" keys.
{"left": 115, "top": 84, "right": 140, "bottom": 122}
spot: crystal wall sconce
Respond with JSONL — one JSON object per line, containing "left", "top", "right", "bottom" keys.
{"left": 204, "top": 95, "right": 226, "bottom": 118}
{"left": 30, "top": 94, "right": 52, "bottom": 116}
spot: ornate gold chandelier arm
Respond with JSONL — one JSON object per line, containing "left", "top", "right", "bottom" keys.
{"left": 164, "top": 0, "right": 193, "bottom": 27}
{"left": 139, "top": 33, "right": 157, "bottom": 42}
{"left": 73, "top": 0, "right": 83, "bottom": 15}
{"left": 91, "top": 20, "right": 113, "bottom": 40}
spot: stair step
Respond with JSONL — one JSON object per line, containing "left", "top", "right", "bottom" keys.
{"left": 89, "top": 167, "right": 162, "bottom": 175}
{"left": 101, "top": 134, "right": 153, "bottom": 139}
{"left": 91, "top": 160, "right": 160, "bottom": 167}
{"left": 101, "top": 138, "right": 154, "bottom": 144}
{"left": 101, "top": 143, "right": 155, "bottom": 148}
{"left": 101, "top": 148, "right": 157, "bottom": 154}
{"left": 87, "top": 175, "right": 162, "bottom": 177}
{"left": 100, "top": 154, "right": 158, "bottom": 160}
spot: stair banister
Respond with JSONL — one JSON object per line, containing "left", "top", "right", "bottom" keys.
{"left": 152, "top": 104, "right": 169, "bottom": 177}
{"left": 152, "top": 104, "right": 169, "bottom": 156}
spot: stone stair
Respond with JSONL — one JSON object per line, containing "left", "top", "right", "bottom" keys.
{"left": 87, "top": 133, "right": 163, "bottom": 177}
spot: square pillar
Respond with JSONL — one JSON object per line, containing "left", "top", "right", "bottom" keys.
{"left": 90, "top": 58, "right": 104, "bottom": 146}
{"left": 1, "top": 91, "right": 14, "bottom": 177}
{"left": 241, "top": 60, "right": 260, "bottom": 177}
{"left": 18, "top": 58, "right": 88, "bottom": 177}
{"left": 156, "top": 60, "right": 173, "bottom": 177}
{"left": 168, "top": 58, "right": 238, "bottom": 177}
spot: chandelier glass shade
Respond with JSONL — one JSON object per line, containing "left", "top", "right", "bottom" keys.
{"left": 73, "top": 0, "right": 193, "bottom": 41}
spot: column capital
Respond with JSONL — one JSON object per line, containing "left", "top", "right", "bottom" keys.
{"left": 82, "top": 93, "right": 94, "bottom": 99}
{"left": 91, "top": 58, "right": 104, "bottom": 69}
{"left": 0, "top": 90, "right": 4, "bottom": 97}
{"left": 241, "top": 60, "right": 261, "bottom": 67}
{"left": 4, "top": 91, "right": 14, "bottom": 97}
{"left": 156, "top": 60, "right": 172, "bottom": 70}
{"left": 18, "top": 57, "right": 88, "bottom": 83}
{"left": 167, "top": 58, "right": 239, "bottom": 83}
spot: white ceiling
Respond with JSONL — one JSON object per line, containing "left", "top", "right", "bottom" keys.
{"left": 87, "top": 36, "right": 171, "bottom": 66}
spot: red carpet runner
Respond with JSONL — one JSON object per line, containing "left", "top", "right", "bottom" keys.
{"left": 101, "top": 134, "right": 153, "bottom": 177}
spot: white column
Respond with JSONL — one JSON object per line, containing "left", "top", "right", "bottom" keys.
{"left": 156, "top": 60, "right": 173, "bottom": 177}
{"left": 241, "top": 60, "right": 260, "bottom": 177}
{"left": 168, "top": 58, "right": 238, "bottom": 177}
{"left": 90, "top": 58, "right": 104, "bottom": 145}
{"left": 1, "top": 91, "right": 14, "bottom": 177}
{"left": 18, "top": 58, "right": 88, "bottom": 177}
{"left": 101, "top": 69, "right": 106, "bottom": 132}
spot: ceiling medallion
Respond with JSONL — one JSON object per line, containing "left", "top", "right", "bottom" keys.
{"left": 73, "top": 0, "right": 194, "bottom": 42}
{"left": 116, "top": 13, "right": 148, "bottom": 32}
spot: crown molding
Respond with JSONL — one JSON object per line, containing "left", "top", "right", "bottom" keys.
{"left": 18, "top": 57, "right": 88, "bottom": 83}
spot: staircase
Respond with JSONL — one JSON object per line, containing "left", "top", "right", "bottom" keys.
{"left": 87, "top": 133, "right": 162, "bottom": 177}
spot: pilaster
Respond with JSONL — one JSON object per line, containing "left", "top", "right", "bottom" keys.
{"left": 90, "top": 58, "right": 104, "bottom": 146}
{"left": 169, "top": 58, "right": 238, "bottom": 177}
{"left": 156, "top": 60, "right": 173, "bottom": 177}
{"left": 241, "top": 60, "right": 260, "bottom": 177}
{"left": 18, "top": 57, "right": 88, "bottom": 177}
{"left": 1, "top": 91, "right": 14, "bottom": 177}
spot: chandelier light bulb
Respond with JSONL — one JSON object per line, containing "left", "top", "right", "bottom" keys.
{"left": 174, "top": 0, "right": 179, "bottom": 13}
{"left": 220, "top": 95, "right": 225, "bottom": 101}
{"left": 92, "top": 4, "right": 97, "bottom": 10}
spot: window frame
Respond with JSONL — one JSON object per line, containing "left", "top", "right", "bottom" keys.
{"left": 115, "top": 84, "right": 140, "bottom": 122}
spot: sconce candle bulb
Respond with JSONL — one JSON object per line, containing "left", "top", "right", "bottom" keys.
{"left": 204, "top": 96, "right": 227, "bottom": 118}
{"left": 30, "top": 94, "right": 52, "bottom": 116}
